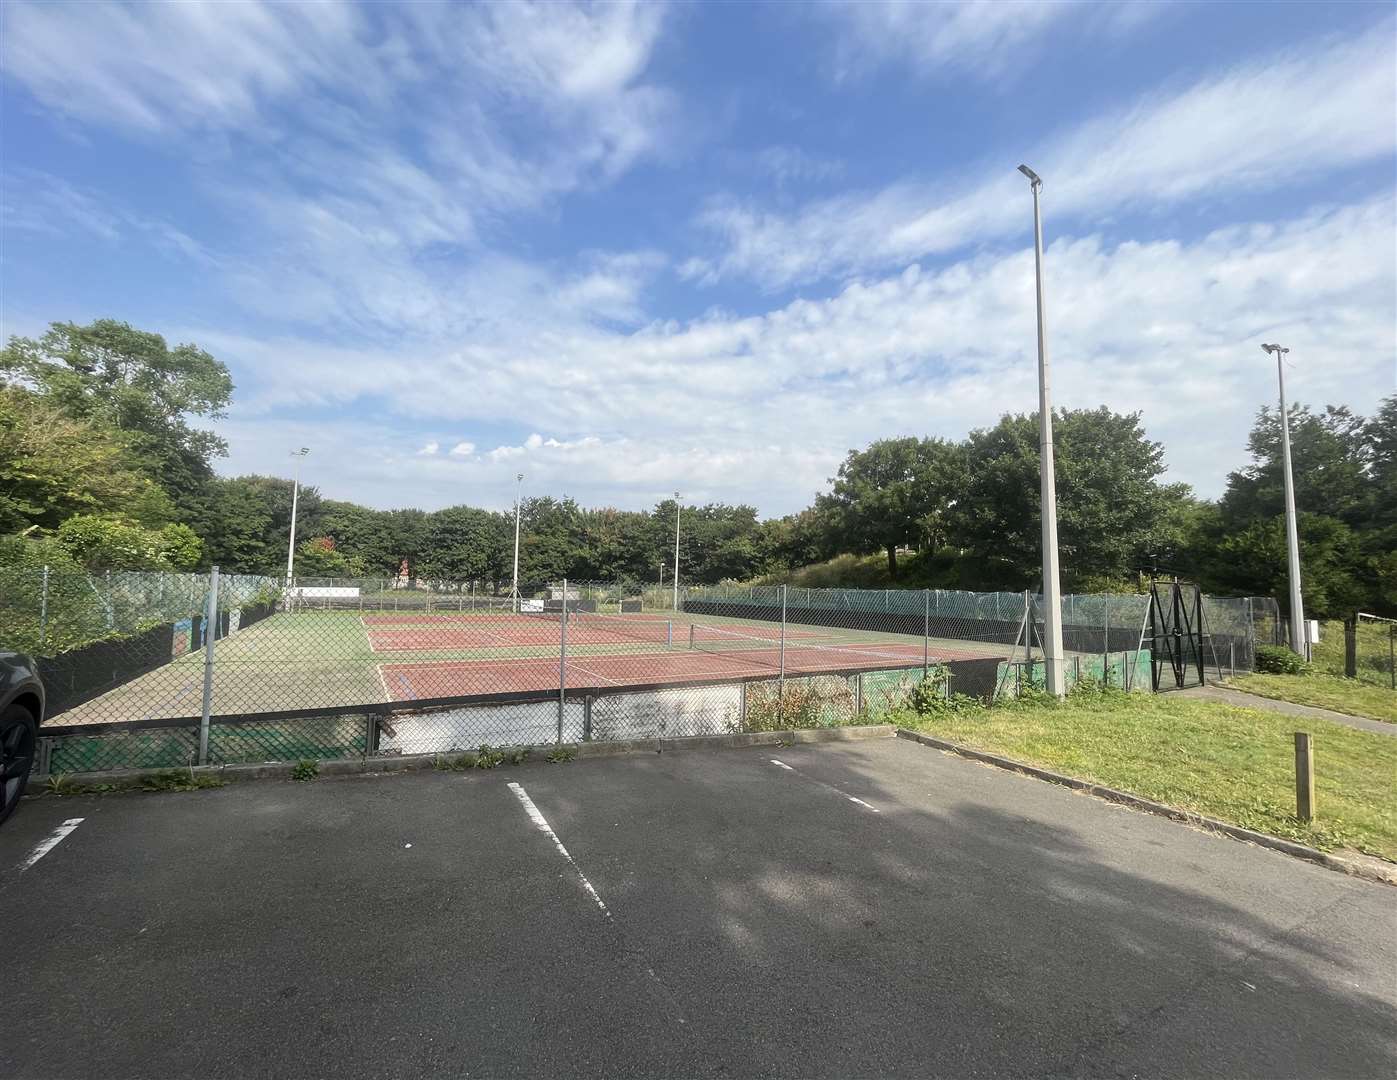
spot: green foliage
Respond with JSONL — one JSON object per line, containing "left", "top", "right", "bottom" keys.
{"left": 295, "top": 535, "right": 367, "bottom": 578}
{"left": 55, "top": 514, "right": 203, "bottom": 572}
{"left": 741, "top": 679, "right": 854, "bottom": 731}
{"left": 816, "top": 437, "right": 963, "bottom": 579}
{"left": 1255, "top": 645, "right": 1310, "bottom": 676}
{"left": 473, "top": 744, "right": 506, "bottom": 769}
{"left": 138, "top": 770, "right": 226, "bottom": 792}
{"left": 290, "top": 759, "right": 319, "bottom": 781}
{"left": 2, "top": 319, "right": 233, "bottom": 521}
{"left": 0, "top": 385, "right": 174, "bottom": 532}
{"left": 546, "top": 745, "right": 577, "bottom": 763}
{"left": 902, "top": 668, "right": 986, "bottom": 717}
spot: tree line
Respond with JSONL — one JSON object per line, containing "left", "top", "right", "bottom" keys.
{"left": 2, "top": 319, "right": 1392, "bottom": 617}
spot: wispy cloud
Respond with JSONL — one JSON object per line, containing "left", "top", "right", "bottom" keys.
{"left": 815, "top": 0, "right": 1163, "bottom": 84}
{"left": 686, "top": 21, "right": 1397, "bottom": 290}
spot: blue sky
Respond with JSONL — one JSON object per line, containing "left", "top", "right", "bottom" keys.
{"left": 2, "top": 1, "right": 1394, "bottom": 516}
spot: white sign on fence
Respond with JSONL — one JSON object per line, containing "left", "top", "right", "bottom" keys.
{"left": 289, "top": 586, "right": 361, "bottom": 599}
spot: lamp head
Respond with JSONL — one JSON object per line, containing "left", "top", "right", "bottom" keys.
{"left": 1017, "top": 164, "right": 1042, "bottom": 187}
{"left": 292, "top": 446, "right": 310, "bottom": 456}
{"left": 1261, "top": 343, "right": 1289, "bottom": 357}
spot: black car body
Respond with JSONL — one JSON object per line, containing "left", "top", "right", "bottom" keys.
{"left": 1, "top": 652, "right": 45, "bottom": 825}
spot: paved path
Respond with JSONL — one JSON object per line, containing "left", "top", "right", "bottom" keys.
{"left": 1177, "top": 683, "right": 1397, "bottom": 737}
{"left": 3, "top": 738, "right": 1394, "bottom": 1078}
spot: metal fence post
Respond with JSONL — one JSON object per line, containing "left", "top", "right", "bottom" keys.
{"left": 779, "top": 584, "right": 787, "bottom": 718}
{"left": 199, "top": 566, "right": 219, "bottom": 766}
{"left": 583, "top": 695, "right": 593, "bottom": 741}
{"left": 558, "top": 577, "right": 568, "bottom": 744}
{"left": 739, "top": 680, "right": 748, "bottom": 728}
{"left": 923, "top": 589, "right": 930, "bottom": 678}
{"left": 39, "top": 564, "right": 49, "bottom": 650}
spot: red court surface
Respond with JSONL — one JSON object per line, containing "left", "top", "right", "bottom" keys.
{"left": 377, "top": 640, "right": 1000, "bottom": 700}
{"left": 365, "top": 621, "right": 824, "bottom": 652}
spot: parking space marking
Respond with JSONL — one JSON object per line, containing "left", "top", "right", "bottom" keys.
{"left": 507, "top": 782, "right": 611, "bottom": 918}
{"left": 769, "top": 759, "right": 881, "bottom": 814}
{"left": 17, "top": 817, "right": 85, "bottom": 871}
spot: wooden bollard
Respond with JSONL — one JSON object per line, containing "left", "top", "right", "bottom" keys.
{"left": 1294, "top": 732, "right": 1315, "bottom": 823}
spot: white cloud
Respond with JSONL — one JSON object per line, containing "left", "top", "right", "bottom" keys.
{"left": 818, "top": 0, "right": 1086, "bottom": 84}
{"left": 212, "top": 195, "right": 1395, "bottom": 515}
{"left": 449, "top": 442, "right": 476, "bottom": 457}
{"left": 689, "top": 22, "right": 1397, "bottom": 289}
{"left": 417, "top": 441, "right": 439, "bottom": 456}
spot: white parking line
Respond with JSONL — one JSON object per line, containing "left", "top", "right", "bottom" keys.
{"left": 17, "top": 818, "right": 85, "bottom": 871}
{"left": 769, "top": 759, "right": 880, "bottom": 814}
{"left": 507, "top": 782, "right": 611, "bottom": 918}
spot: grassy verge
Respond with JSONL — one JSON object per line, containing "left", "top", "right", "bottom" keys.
{"left": 1227, "top": 672, "right": 1396, "bottom": 723}
{"left": 895, "top": 690, "right": 1397, "bottom": 861}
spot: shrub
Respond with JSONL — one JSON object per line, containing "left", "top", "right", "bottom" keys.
{"left": 291, "top": 759, "right": 319, "bottom": 781}
{"left": 546, "top": 745, "right": 577, "bottom": 763}
{"left": 1255, "top": 644, "right": 1310, "bottom": 675}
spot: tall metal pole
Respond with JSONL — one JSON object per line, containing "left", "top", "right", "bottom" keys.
{"left": 511, "top": 472, "right": 524, "bottom": 612}
{"left": 672, "top": 492, "right": 682, "bottom": 612}
{"left": 1019, "top": 164, "right": 1065, "bottom": 697}
{"left": 1262, "top": 344, "right": 1306, "bottom": 655}
{"left": 199, "top": 566, "right": 220, "bottom": 766}
{"left": 284, "top": 448, "right": 309, "bottom": 591}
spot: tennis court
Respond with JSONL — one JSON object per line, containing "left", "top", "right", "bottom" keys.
{"left": 45, "top": 604, "right": 1009, "bottom": 727}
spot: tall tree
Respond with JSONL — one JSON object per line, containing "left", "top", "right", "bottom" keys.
{"left": 952, "top": 408, "right": 1187, "bottom": 588}
{"left": 817, "top": 437, "right": 962, "bottom": 579}
{"left": 0, "top": 386, "right": 172, "bottom": 531}
{"left": 1, "top": 319, "right": 233, "bottom": 520}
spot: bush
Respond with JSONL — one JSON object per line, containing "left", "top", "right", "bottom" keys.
{"left": 1255, "top": 644, "right": 1310, "bottom": 675}
{"left": 290, "top": 759, "right": 319, "bottom": 781}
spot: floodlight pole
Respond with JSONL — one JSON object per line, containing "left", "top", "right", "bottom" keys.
{"left": 672, "top": 492, "right": 682, "bottom": 612}
{"left": 1262, "top": 343, "right": 1306, "bottom": 655}
{"left": 284, "top": 448, "right": 310, "bottom": 591}
{"left": 511, "top": 473, "right": 524, "bottom": 612}
{"left": 1018, "top": 164, "right": 1065, "bottom": 697}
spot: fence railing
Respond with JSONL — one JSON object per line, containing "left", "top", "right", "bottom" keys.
{"left": 0, "top": 568, "right": 1280, "bottom": 777}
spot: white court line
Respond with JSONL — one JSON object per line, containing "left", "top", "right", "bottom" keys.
{"left": 769, "top": 759, "right": 880, "bottom": 814}
{"left": 17, "top": 818, "right": 85, "bottom": 871}
{"left": 562, "top": 659, "right": 624, "bottom": 687}
{"left": 507, "top": 782, "right": 611, "bottom": 918}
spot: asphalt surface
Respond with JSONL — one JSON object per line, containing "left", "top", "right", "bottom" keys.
{"left": 2, "top": 736, "right": 1394, "bottom": 1079}
{"left": 1179, "top": 683, "right": 1397, "bottom": 736}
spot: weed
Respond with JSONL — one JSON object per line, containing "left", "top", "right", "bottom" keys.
{"left": 473, "top": 745, "right": 506, "bottom": 769}
{"left": 1255, "top": 644, "right": 1310, "bottom": 676}
{"left": 546, "top": 745, "right": 577, "bottom": 763}
{"left": 138, "top": 770, "right": 225, "bottom": 793}
{"left": 290, "top": 759, "right": 319, "bottom": 781}
{"left": 45, "top": 773, "right": 74, "bottom": 796}
{"left": 507, "top": 746, "right": 530, "bottom": 766}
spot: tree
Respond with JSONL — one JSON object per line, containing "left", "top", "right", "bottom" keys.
{"left": 54, "top": 514, "right": 202, "bottom": 572}
{"left": 952, "top": 408, "right": 1187, "bottom": 588}
{"left": 0, "top": 385, "right": 172, "bottom": 531}
{"left": 294, "top": 536, "right": 366, "bottom": 578}
{"left": 193, "top": 475, "right": 324, "bottom": 574}
{"left": 1221, "top": 404, "right": 1371, "bottom": 528}
{"left": 817, "top": 438, "right": 962, "bottom": 579}
{"left": 418, "top": 506, "right": 508, "bottom": 582}
{"left": 1, "top": 319, "right": 233, "bottom": 520}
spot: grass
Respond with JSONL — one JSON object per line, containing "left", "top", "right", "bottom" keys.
{"left": 1227, "top": 672, "right": 1396, "bottom": 723}
{"left": 1311, "top": 618, "right": 1395, "bottom": 687}
{"left": 45, "top": 769, "right": 226, "bottom": 796}
{"left": 894, "top": 690, "right": 1397, "bottom": 862}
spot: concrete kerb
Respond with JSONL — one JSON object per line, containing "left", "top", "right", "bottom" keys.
{"left": 22, "top": 724, "right": 897, "bottom": 795}
{"left": 895, "top": 728, "right": 1396, "bottom": 887}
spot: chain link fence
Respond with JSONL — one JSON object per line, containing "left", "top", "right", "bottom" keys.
{"left": 2, "top": 567, "right": 1281, "bottom": 777}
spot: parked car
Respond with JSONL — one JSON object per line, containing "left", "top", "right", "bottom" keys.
{"left": 1, "top": 652, "right": 44, "bottom": 826}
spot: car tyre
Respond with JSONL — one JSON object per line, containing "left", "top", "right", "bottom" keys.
{"left": 0, "top": 703, "right": 38, "bottom": 826}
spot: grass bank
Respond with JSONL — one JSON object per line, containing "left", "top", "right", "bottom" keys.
{"left": 1227, "top": 672, "right": 1396, "bottom": 723}
{"left": 894, "top": 690, "right": 1397, "bottom": 862}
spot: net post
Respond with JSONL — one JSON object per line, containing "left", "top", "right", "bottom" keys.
{"left": 558, "top": 577, "right": 568, "bottom": 744}
{"left": 199, "top": 565, "right": 219, "bottom": 766}
{"left": 689, "top": 623, "right": 695, "bottom": 650}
